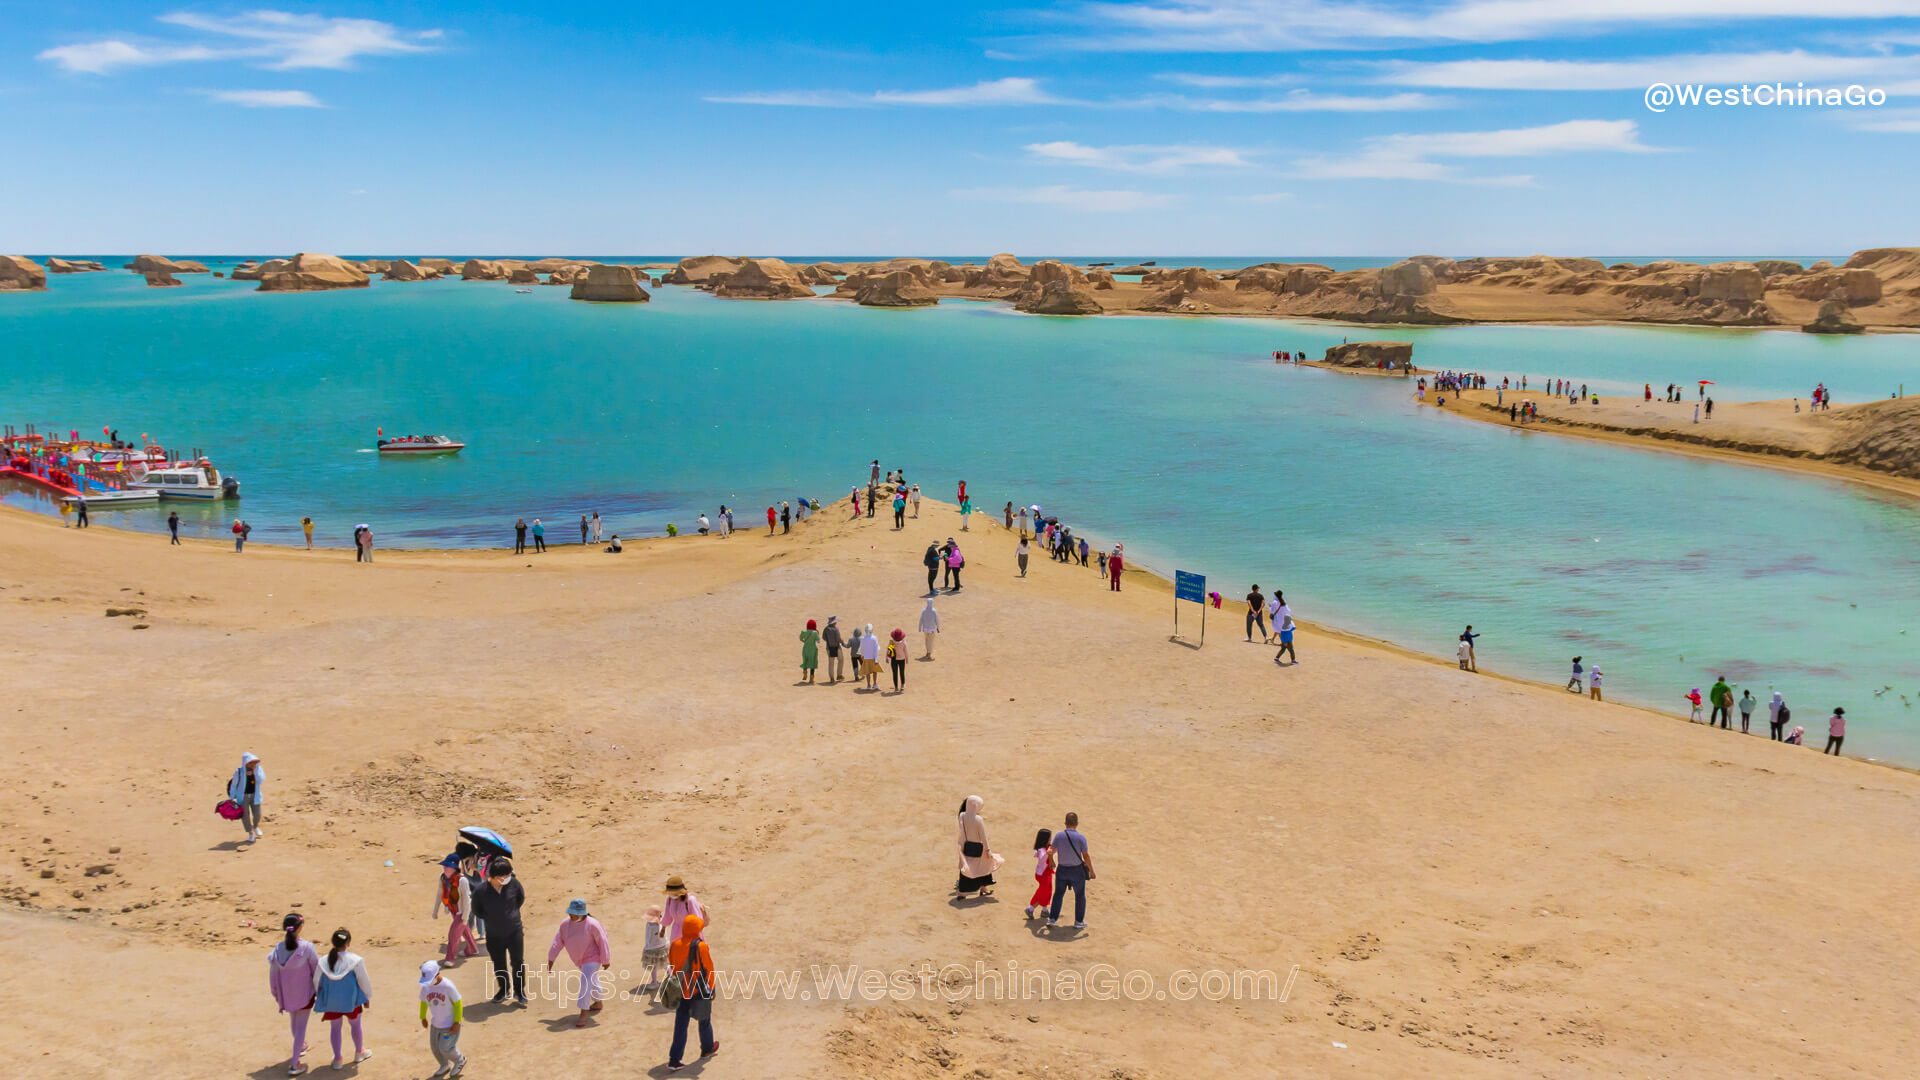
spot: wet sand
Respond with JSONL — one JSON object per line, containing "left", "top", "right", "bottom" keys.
{"left": 4, "top": 498, "right": 1918, "bottom": 1079}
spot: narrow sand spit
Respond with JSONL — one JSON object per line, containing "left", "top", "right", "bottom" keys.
{"left": 3, "top": 498, "right": 1917, "bottom": 1079}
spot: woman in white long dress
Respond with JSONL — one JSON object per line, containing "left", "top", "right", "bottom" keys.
{"left": 918, "top": 599, "right": 940, "bottom": 659}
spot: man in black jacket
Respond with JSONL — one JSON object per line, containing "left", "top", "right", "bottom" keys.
{"left": 472, "top": 859, "right": 527, "bottom": 1004}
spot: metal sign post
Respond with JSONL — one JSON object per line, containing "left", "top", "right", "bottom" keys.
{"left": 1173, "top": 570, "right": 1207, "bottom": 645}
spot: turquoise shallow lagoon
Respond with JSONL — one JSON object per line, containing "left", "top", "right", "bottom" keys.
{"left": 6, "top": 269, "right": 1920, "bottom": 760}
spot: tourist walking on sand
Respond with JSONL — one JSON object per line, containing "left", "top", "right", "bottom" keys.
{"left": 74, "top": 497, "right": 88, "bottom": 528}
{"left": 1566, "top": 657, "right": 1584, "bottom": 693}
{"left": 910, "top": 484, "right": 922, "bottom": 518}
{"left": 1245, "top": 585, "right": 1267, "bottom": 642}
{"left": 1685, "top": 687, "right": 1704, "bottom": 723}
{"left": 1047, "top": 812, "right": 1094, "bottom": 930}
{"left": 434, "top": 855, "right": 480, "bottom": 964}
{"left": 867, "top": 482, "right": 878, "bottom": 518}
{"left": 638, "top": 906, "right": 670, "bottom": 998}
{"left": 514, "top": 518, "right": 527, "bottom": 554}
{"left": 581, "top": 514, "right": 591, "bottom": 545}
{"left": 956, "top": 796, "right": 1003, "bottom": 898}
{"left": 893, "top": 489, "right": 907, "bottom": 529}
{"left": 1825, "top": 708, "right": 1846, "bottom": 755}
{"left": 799, "top": 620, "right": 820, "bottom": 684}
{"left": 1016, "top": 535, "right": 1030, "bottom": 577}
{"left": 945, "top": 540, "right": 965, "bottom": 591}
{"left": 300, "top": 516, "right": 314, "bottom": 549}
{"left": 314, "top": 928, "right": 374, "bottom": 1070}
{"left": 532, "top": 519, "right": 546, "bottom": 553}
{"left": 919, "top": 598, "right": 940, "bottom": 659}
{"left": 418, "top": 961, "right": 465, "bottom": 1079}
{"left": 168, "top": 510, "right": 181, "bottom": 544}
{"left": 592, "top": 511, "right": 603, "bottom": 543}
{"left": 822, "top": 616, "right": 844, "bottom": 683}
{"left": 546, "top": 898, "right": 613, "bottom": 1027}
{"left": 664, "top": 914, "right": 719, "bottom": 1070}
{"left": 1272, "top": 593, "right": 1297, "bottom": 665}
{"left": 766, "top": 505, "right": 777, "bottom": 536}
{"left": 1003, "top": 501, "right": 1013, "bottom": 529}
{"left": 357, "top": 525, "right": 373, "bottom": 563}
{"left": 781, "top": 502, "right": 790, "bottom": 534}
{"left": 1769, "top": 692, "right": 1789, "bottom": 741}
{"left": 1739, "top": 688, "right": 1758, "bottom": 734}
{"left": 1709, "top": 677, "right": 1734, "bottom": 729}
{"left": 1589, "top": 666, "right": 1603, "bottom": 701}
{"left": 923, "top": 542, "right": 943, "bottom": 595}
{"left": 887, "top": 629, "right": 908, "bottom": 691}
{"left": 229, "top": 752, "right": 266, "bottom": 841}
{"left": 268, "top": 912, "right": 319, "bottom": 1076}
{"left": 660, "top": 876, "right": 709, "bottom": 945}
{"left": 233, "top": 518, "right": 250, "bottom": 552}
{"left": 1460, "top": 626, "right": 1480, "bottom": 672}
{"left": 1025, "top": 828, "right": 1055, "bottom": 921}
{"left": 960, "top": 495, "right": 972, "bottom": 531}
{"left": 860, "top": 623, "right": 882, "bottom": 689}
{"left": 473, "top": 859, "right": 527, "bottom": 1005}
{"left": 1108, "top": 544, "right": 1124, "bottom": 591}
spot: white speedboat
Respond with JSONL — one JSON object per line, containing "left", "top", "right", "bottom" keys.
{"left": 63, "top": 488, "right": 162, "bottom": 507}
{"left": 128, "top": 462, "right": 240, "bottom": 500}
{"left": 377, "top": 435, "right": 464, "bottom": 455}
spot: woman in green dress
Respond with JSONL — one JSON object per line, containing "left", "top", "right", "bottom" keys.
{"left": 799, "top": 619, "right": 821, "bottom": 684}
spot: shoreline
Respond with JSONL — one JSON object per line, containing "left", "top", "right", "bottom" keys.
{"left": 1417, "top": 389, "right": 1920, "bottom": 501}
{"left": 9, "top": 496, "right": 1900, "bottom": 773}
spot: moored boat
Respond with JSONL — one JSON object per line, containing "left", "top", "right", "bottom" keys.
{"left": 127, "top": 461, "right": 240, "bottom": 500}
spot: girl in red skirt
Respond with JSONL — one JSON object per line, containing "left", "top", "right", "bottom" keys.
{"left": 1025, "top": 828, "right": 1056, "bottom": 921}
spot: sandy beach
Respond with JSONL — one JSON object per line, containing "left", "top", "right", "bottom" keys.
{"left": 1423, "top": 389, "right": 1920, "bottom": 498}
{"left": 4, "top": 494, "right": 1919, "bottom": 1080}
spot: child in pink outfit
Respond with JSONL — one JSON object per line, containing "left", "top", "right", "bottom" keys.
{"left": 433, "top": 855, "right": 480, "bottom": 964}
{"left": 268, "top": 913, "right": 320, "bottom": 1075}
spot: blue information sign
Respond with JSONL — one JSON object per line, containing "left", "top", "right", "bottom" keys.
{"left": 1174, "top": 571, "right": 1206, "bottom": 603}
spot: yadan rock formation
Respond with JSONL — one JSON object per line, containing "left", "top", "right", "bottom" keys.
{"left": 1323, "top": 341, "right": 1415, "bottom": 369}
{"left": 1, "top": 256, "right": 48, "bottom": 291}
{"left": 143, "top": 270, "right": 183, "bottom": 288}
{"left": 124, "top": 255, "right": 209, "bottom": 275}
{"left": 255, "top": 253, "right": 372, "bottom": 292}
{"left": 568, "top": 263, "right": 651, "bottom": 302}
{"left": 1802, "top": 297, "right": 1865, "bottom": 334}
{"left": 381, "top": 260, "right": 438, "bottom": 282}
{"left": 508, "top": 266, "right": 539, "bottom": 285}
{"left": 461, "top": 259, "right": 511, "bottom": 282}
{"left": 663, "top": 256, "right": 747, "bottom": 286}
{"left": 849, "top": 268, "right": 939, "bottom": 308}
{"left": 713, "top": 258, "right": 815, "bottom": 300}
{"left": 1012, "top": 261, "right": 1102, "bottom": 315}
{"left": 47, "top": 258, "right": 106, "bottom": 274}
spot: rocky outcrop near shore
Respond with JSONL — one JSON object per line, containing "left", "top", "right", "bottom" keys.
{"left": 1324, "top": 341, "right": 1414, "bottom": 368}
{"left": 143, "top": 270, "right": 183, "bottom": 288}
{"left": 255, "top": 253, "right": 372, "bottom": 292}
{"left": 419, "top": 258, "right": 458, "bottom": 275}
{"left": 124, "top": 255, "right": 208, "bottom": 275}
{"left": 1803, "top": 298, "right": 1865, "bottom": 334}
{"left": 1012, "top": 261, "right": 1101, "bottom": 315}
{"left": 568, "top": 263, "right": 650, "bottom": 302}
{"left": 47, "top": 258, "right": 106, "bottom": 274}
{"left": 851, "top": 268, "right": 938, "bottom": 307}
{"left": 1, "top": 256, "right": 48, "bottom": 291}
{"left": 508, "top": 266, "right": 539, "bottom": 285}
{"left": 960, "top": 253, "right": 1028, "bottom": 296}
{"left": 663, "top": 256, "right": 747, "bottom": 286}
{"left": 1139, "top": 267, "right": 1235, "bottom": 312}
{"left": 381, "top": 259, "right": 438, "bottom": 282}
{"left": 461, "top": 259, "right": 510, "bottom": 281}
{"left": 714, "top": 258, "right": 815, "bottom": 299}
{"left": 544, "top": 263, "right": 592, "bottom": 286}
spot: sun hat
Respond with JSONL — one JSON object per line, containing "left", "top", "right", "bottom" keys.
{"left": 567, "top": 898, "right": 588, "bottom": 916}
{"left": 419, "top": 960, "right": 441, "bottom": 984}
{"left": 439, "top": 853, "right": 461, "bottom": 868}
{"left": 665, "top": 875, "right": 687, "bottom": 893}
{"left": 891, "top": 629, "right": 904, "bottom": 641}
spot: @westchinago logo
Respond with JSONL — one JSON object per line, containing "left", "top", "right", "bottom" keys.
{"left": 1646, "top": 82, "right": 1888, "bottom": 113}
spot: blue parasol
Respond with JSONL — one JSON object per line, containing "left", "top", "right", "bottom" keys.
{"left": 458, "top": 826, "right": 512, "bottom": 857}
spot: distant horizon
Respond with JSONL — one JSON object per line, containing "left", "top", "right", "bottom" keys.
{"left": 23, "top": 253, "right": 1863, "bottom": 266}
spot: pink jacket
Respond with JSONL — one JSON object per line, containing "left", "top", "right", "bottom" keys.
{"left": 548, "top": 915, "right": 613, "bottom": 967}
{"left": 268, "top": 938, "right": 320, "bottom": 1012}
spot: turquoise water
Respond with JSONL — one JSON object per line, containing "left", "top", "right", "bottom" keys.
{"left": 6, "top": 270, "right": 1920, "bottom": 760}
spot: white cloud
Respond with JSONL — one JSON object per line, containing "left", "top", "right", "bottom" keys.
{"left": 1298, "top": 118, "right": 1658, "bottom": 184}
{"left": 950, "top": 185, "right": 1178, "bottom": 212}
{"left": 1244, "top": 191, "right": 1293, "bottom": 201}
{"left": 1024, "top": 140, "right": 1254, "bottom": 172}
{"left": 1851, "top": 106, "right": 1920, "bottom": 131}
{"left": 1157, "top": 72, "right": 1301, "bottom": 87}
{"left": 201, "top": 88, "right": 324, "bottom": 108}
{"left": 1154, "top": 89, "right": 1449, "bottom": 111}
{"left": 39, "top": 10, "right": 440, "bottom": 73}
{"left": 708, "top": 77, "right": 1065, "bottom": 107}
{"left": 1373, "top": 49, "right": 1920, "bottom": 89}
{"left": 1059, "top": 0, "right": 1920, "bottom": 51}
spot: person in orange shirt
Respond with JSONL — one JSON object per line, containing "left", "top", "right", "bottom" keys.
{"left": 665, "top": 915, "right": 717, "bottom": 1070}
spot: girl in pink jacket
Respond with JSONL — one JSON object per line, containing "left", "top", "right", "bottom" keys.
{"left": 268, "top": 913, "right": 320, "bottom": 1075}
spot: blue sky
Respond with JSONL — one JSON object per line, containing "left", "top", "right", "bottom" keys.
{"left": 5, "top": 1, "right": 1920, "bottom": 255}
